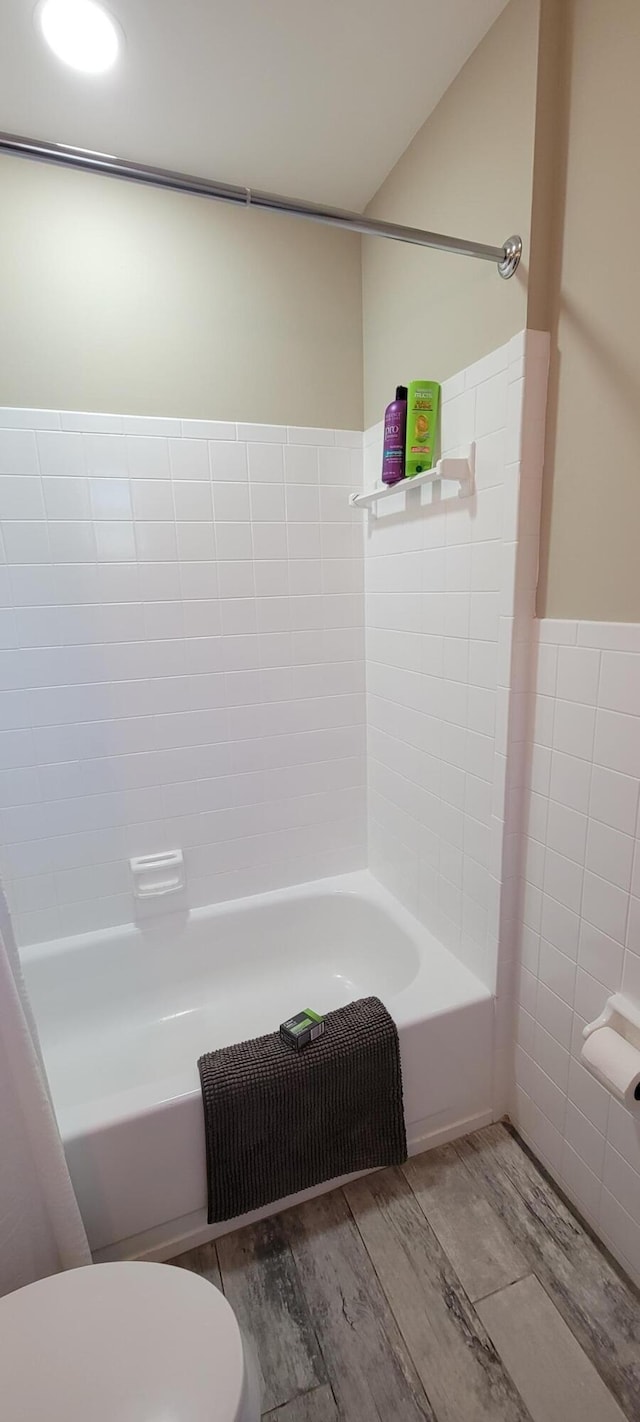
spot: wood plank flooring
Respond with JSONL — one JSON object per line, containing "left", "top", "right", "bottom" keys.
{"left": 167, "top": 1124, "right": 639, "bottom": 1422}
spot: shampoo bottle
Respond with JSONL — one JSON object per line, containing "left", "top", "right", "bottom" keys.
{"left": 381, "top": 385, "right": 408, "bottom": 485}
{"left": 405, "top": 380, "right": 441, "bottom": 477}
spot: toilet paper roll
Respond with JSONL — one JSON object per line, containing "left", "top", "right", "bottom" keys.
{"left": 581, "top": 1026, "right": 640, "bottom": 1108}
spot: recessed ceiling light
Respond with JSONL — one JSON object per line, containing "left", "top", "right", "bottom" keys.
{"left": 37, "top": 0, "right": 121, "bottom": 74}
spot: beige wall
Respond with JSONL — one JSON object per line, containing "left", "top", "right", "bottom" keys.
{"left": 537, "top": 0, "right": 640, "bottom": 621}
{"left": 0, "top": 155, "right": 363, "bottom": 429}
{"left": 362, "top": 0, "right": 540, "bottom": 426}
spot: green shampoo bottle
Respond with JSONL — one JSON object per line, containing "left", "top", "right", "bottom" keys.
{"left": 405, "top": 380, "right": 441, "bottom": 477}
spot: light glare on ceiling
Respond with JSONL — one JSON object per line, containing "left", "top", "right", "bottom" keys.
{"left": 37, "top": 0, "right": 120, "bottom": 74}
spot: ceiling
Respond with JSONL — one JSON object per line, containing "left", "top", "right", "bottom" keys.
{"left": 0, "top": 0, "right": 508, "bottom": 210}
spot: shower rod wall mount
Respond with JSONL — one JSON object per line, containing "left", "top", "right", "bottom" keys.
{"left": 0, "top": 130, "right": 523, "bottom": 279}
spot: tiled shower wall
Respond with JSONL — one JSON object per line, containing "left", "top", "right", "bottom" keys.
{"left": 0, "top": 413, "right": 365, "bottom": 943}
{"left": 513, "top": 618, "right": 640, "bottom": 1286}
{"left": 363, "top": 332, "right": 550, "bottom": 1002}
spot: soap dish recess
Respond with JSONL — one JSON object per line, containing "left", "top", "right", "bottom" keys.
{"left": 130, "top": 850, "right": 185, "bottom": 900}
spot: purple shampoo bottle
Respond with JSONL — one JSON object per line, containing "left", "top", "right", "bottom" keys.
{"left": 381, "top": 385, "right": 408, "bottom": 485}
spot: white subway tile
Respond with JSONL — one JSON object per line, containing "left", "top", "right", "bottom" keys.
{"left": 585, "top": 818, "right": 635, "bottom": 893}
{"left": 529, "top": 1060, "right": 567, "bottom": 1134}
{"left": 0, "top": 408, "right": 60, "bottom": 431}
{"left": 89, "top": 477, "right": 131, "bottom": 520}
{"left": 631, "top": 846, "right": 640, "bottom": 900}
{"left": 318, "top": 447, "right": 352, "bottom": 485}
{"left": 627, "top": 895, "right": 640, "bottom": 953}
{"left": 539, "top": 936, "right": 577, "bottom": 1002}
{"left": 540, "top": 895, "right": 580, "bottom": 962}
{"left": 221, "top": 599, "right": 258, "bottom": 636}
{"left": 475, "top": 371, "right": 508, "bottom": 440}
{"left": 49, "top": 522, "right": 96, "bottom": 563}
{"left": 470, "top": 540, "right": 501, "bottom": 592}
{"left": 121, "top": 416, "right": 181, "bottom": 437}
{"left": 532, "top": 693, "right": 555, "bottom": 748}
{"left": 286, "top": 426, "right": 333, "bottom": 446}
{"left": 131, "top": 479, "right": 174, "bottom": 520}
{"left": 556, "top": 645, "right": 601, "bottom": 705}
{"left": 143, "top": 601, "right": 184, "bottom": 642}
{"left": 536, "top": 981, "right": 573, "bottom": 1049}
{"left": 288, "top": 524, "right": 322, "bottom": 562}
{"left": 0, "top": 477, "right": 45, "bottom": 521}
{"left": 9, "top": 566, "right": 55, "bottom": 608}
{"left": 250, "top": 483, "right": 285, "bottom": 522}
{"left": 244, "top": 443, "right": 286, "bottom": 484}
{"left": 578, "top": 621, "right": 640, "bottom": 653}
{"left": 126, "top": 436, "right": 170, "bottom": 480}
{"left": 183, "top": 420, "right": 236, "bottom": 440}
{"left": 607, "top": 1098, "right": 640, "bottom": 1175}
{"left": 546, "top": 800, "right": 588, "bottom": 866}
{"left": 553, "top": 699, "right": 596, "bottom": 761}
{"left": 593, "top": 708, "right": 640, "bottom": 778}
{"left": 139, "top": 561, "right": 182, "bottom": 600}
{"left": 134, "top": 521, "right": 176, "bottom": 562}
{"left": 543, "top": 848, "right": 583, "bottom": 914}
{"left": 59, "top": 412, "right": 122, "bottom": 434}
{"left": 335, "top": 426, "right": 359, "bottom": 449}
{"left": 568, "top": 1056, "right": 610, "bottom": 1134}
{"left": 43, "top": 477, "right": 91, "bottom": 521}
{"left": 212, "top": 484, "right": 249, "bottom": 524}
{"left": 0, "top": 610, "right": 16, "bottom": 651}
{"left": 173, "top": 482, "right": 213, "bottom": 522}
{"left": 169, "top": 438, "right": 209, "bottom": 481}
{"left": 581, "top": 870, "right": 629, "bottom": 946}
{"left": 252, "top": 523, "right": 288, "bottom": 561}
{"left": 474, "top": 428, "right": 507, "bottom": 491}
{"left": 0, "top": 429, "right": 39, "bottom": 475}
{"left": 578, "top": 919, "right": 624, "bottom": 989}
{"left": 284, "top": 444, "right": 318, "bottom": 484}
{"left": 564, "top": 1101, "right": 606, "bottom": 1177}
{"left": 537, "top": 620, "right": 578, "bottom": 646}
{"left": 602, "top": 1148, "right": 640, "bottom": 1228}
{"left": 573, "top": 966, "right": 608, "bottom": 1026}
{"left": 2, "top": 522, "right": 51, "bottom": 564}
{"left": 285, "top": 485, "right": 320, "bottom": 523}
{"left": 589, "top": 764, "right": 639, "bottom": 836}
{"left": 561, "top": 1143, "right": 602, "bottom": 1220}
{"left": 549, "top": 750, "right": 591, "bottom": 814}
{"left": 209, "top": 441, "right": 248, "bottom": 482}
{"left": 599, "top": 651, "right": 640, "bottom": 717}
{"left": 599, "top": 1190, "right": 640, "bottom": 1281}
{"left": 213, "top": 523, "right": 252, "bottom": 564}
{"left": 218, "top": 562, "right": 255, "bottom": 599}
{"left": 533, "top": 1021, "right": 570, "bottom": 1092}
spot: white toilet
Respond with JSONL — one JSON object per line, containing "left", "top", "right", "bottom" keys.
{"left": 0, "top": 1260, "right": 261, "bottom": 1421}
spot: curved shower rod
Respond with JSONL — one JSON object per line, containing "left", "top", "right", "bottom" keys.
{"left": 0, "top": 130, "right": 522, "bottom": 279}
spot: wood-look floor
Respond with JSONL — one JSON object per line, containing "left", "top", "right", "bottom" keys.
{"left": 169, "top": 1123, "right": 640, "bottom": 1422}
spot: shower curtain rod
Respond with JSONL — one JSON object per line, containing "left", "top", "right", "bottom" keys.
{"left": 0, "top": 130, "right": 522, "bottom": 278}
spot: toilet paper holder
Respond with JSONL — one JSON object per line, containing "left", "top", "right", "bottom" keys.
{"left": 582, "top": 993, "right": 640, "bottom": 1107}
{"left": 583, "top": 992, "right": 640, "bottom": 1048}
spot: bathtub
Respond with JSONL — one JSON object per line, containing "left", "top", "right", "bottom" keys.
{"left": 21, "top": 871, "right": 494, "bottom": 1260}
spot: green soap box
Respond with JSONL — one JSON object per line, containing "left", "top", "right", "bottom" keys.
{"left": 280, "top": 1009, "right": 325, "bottom": 1050}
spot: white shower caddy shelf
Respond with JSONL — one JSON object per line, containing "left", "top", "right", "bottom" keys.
{"left": 349, "top": 447, "right": 474, "bottom": 511}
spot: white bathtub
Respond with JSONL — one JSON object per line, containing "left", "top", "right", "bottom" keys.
{"left": 22, "top": 871, "right": 494, "bottom": 1260}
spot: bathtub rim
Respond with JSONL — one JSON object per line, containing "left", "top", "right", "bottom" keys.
{"left": 22, "top": 869, "right": 493, "bottom": 1142}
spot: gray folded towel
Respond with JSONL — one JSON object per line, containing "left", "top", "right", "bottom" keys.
{"left": 197, "top": 996, "right": 407, "bottom": 1223}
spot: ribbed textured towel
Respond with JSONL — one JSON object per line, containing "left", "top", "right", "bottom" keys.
{"left": 197, "top": 996, "right": 407, "bottom": 1223}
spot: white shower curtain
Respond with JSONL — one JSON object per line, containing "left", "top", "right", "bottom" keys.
{"left": 0, "top": 887, "right": 90, "bottom": 1297}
